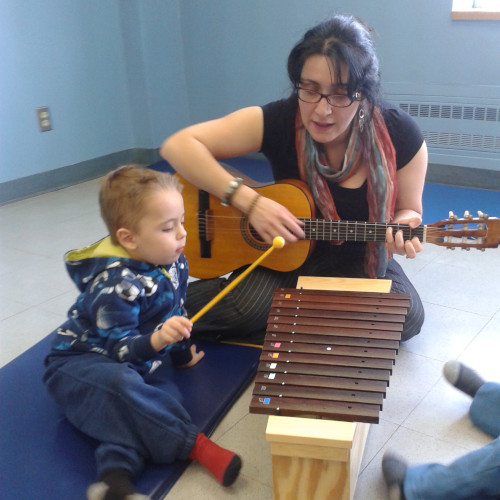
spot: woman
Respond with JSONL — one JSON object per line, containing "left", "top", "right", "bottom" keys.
{"left": 161, "top": 14, "right": 427, "bottom": 344}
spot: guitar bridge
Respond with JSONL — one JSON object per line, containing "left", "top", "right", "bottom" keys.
{"left": 198, "top": 190, "right": 212, "bottom": 258}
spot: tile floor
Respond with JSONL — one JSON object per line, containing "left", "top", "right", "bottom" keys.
{"left": 1, "top": 178, "right": 499, "bottom": 499}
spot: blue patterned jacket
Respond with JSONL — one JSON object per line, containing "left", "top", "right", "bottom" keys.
{"left": 46, "top": 237, "right": 192, "bottom": 372}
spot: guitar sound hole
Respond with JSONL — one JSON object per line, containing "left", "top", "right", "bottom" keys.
{"left": 241, "top": 218, "right": 269, "bottom": 251}
{"left": 249, "top": 225, "right": 265, "bottom": 242}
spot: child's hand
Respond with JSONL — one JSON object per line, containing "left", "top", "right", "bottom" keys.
{"left": 151, "top": 316, "right": 192, "bottom": 352}
{"left": 178, "top": 344, "right": 205, "bottom": 368}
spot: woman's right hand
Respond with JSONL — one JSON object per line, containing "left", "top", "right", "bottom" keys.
{"left": 246, "top": 194, "right": 304, "bottom": 244}
{"left": 160, "top": 106, "right": 304, "bottom": 244}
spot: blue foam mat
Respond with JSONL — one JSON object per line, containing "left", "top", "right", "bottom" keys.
{"left": 421, "top": 183, "right": 499, "bottom": 225}
{"left": 0, "top": 336, "right": 261, "bottom": 500}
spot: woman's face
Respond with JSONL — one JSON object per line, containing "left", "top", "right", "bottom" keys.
{"left": 298, "top": 54, "right": 360, "bottom": 147}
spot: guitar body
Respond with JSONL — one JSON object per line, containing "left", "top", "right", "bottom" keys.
{"left": 179, "top": 177, "right": 315, "bottom": 279}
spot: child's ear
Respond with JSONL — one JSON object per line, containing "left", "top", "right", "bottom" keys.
{"left": 116, "top": 228, "right": 137, "bottom": 251}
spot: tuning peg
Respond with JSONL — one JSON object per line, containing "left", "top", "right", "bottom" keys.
{"left": 464, "top": 210, "right": 472, "bottom": 220}
{"left": 477, "top": 210, "right": 488, "bottom": 219}
{"left": 449, "top": 211, "right": 458, "bottom": 220}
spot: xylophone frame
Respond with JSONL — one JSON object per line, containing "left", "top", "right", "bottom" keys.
{"left": 264, "top": 276, "right": 393, "bottom": 500}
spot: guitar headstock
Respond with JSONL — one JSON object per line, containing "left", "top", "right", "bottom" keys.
{"left": 426, "top": 211, "right": 500, "bottom": 250}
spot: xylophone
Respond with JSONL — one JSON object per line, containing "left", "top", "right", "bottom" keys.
{"left": 185, "top": 236, "right": 405, "bottom": 498}
{"left": 249, "top": 287, "right": 409, "bottom": 424}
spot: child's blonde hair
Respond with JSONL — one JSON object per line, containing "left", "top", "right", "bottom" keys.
{"left": 99, "top": 165, "right": 182, "bottom": 244}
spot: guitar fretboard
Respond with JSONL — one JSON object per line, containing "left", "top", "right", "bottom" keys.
{"left": 301, "top": 219, "right": 425, "bottom": 243}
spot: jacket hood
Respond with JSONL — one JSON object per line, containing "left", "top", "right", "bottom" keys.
{"left": 64, "top": 236, "right": 157, "bottom": 292}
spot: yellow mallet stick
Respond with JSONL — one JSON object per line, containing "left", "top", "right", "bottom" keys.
{"left": 190, "top": 236, "right": 285, "bottom": 324}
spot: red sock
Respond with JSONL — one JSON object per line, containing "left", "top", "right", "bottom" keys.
{"left": 189, "top": 433, "right": 241, "bottom": 486}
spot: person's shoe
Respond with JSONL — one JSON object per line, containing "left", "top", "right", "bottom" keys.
{"left": 443, "top": 360, "right": 485, "bottom": 397}
{"left": 382, "top": 451, "right": 407, "bottom": 500}
{"left": 86, "top": 481, "right": 150, "bottom": 500}
{"left": 86, "top": 468, "right": 150, "bottom": 500}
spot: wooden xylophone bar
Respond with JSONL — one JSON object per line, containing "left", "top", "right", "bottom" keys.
{"left": 249, "top": 288, "right": 409, "bottom": 424}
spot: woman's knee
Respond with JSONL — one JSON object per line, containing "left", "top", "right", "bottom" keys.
{"left": 400, "top": 296, "right": 425, "bottom": 341}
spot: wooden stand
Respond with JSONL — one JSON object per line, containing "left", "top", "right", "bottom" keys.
{"left": 265, "top": 277, "right": 392, "bottom": 500}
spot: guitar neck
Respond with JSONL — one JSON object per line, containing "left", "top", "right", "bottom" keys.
{"left": 301, "top": 219, "right": 425, "bottom": 243}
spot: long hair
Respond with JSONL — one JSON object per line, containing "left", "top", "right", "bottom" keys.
{"left": 287, "top": 14, "right": 381, "bottom": 103}
{"left": 290, "top": 16, "right": 396, "bottom": 278}
{"left": 288, "top": 14, "right": 383, "bottom": 161}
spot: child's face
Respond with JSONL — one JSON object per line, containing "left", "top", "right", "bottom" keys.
{"left": 127, "top": 188, "right": 187, "bottom": 266}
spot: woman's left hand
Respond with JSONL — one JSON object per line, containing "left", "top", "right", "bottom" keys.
{"left": 385, "top": 213, "right": 423, "bottom": 258}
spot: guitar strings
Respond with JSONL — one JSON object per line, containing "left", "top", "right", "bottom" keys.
{"left": 195, "top": 215, "right": 485, "bottom": 233}
{"left": 193, "top": 215, "right": 488, "bottom": 244}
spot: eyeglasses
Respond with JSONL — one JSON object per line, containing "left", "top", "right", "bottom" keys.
{"left": 296, "top": 87, "right": 360, "bottom": 108}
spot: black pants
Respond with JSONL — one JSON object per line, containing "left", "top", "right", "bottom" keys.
{"left": 186, "top": 251, "right": 424, "bottom": 344}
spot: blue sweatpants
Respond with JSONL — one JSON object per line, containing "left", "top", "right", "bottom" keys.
{"left": 404, "top": 382, "right": 500, "bottom": 500}
{"left": 44, "top": 353, "right": 199, "bottom": 477}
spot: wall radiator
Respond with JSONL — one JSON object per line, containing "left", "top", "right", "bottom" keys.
{"left": 387, "top": 96, "right": 500, "bottom": 174}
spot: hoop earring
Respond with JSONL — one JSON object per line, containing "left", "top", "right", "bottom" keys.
{"left": 358, "top": 108, "right": 365, "bottom": 133}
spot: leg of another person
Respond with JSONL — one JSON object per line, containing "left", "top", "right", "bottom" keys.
{"left": 403, "top": 437, "right": 500, "bottom": 500}
{"left": 469, "top": 382, "right": 500, "bottom": 439}
{"left": 386, "top": 378, "right": 500, "bottom": 500}
{"left": 444, "top": 362, "right": 500, "bottom": 438}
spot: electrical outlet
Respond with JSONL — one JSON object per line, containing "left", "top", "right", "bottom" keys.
{"left": 36, "top": 106, "right": 52, "bottom": 132}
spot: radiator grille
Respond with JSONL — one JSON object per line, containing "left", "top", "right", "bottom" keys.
{"left": 397, "top": 102, "right": 500, "bottom": 153}
{"left": 399, "top": 102, "right": 500, "bottom": 122}
{"left": 422, "top": 131, "right": 500, "bottom": 150}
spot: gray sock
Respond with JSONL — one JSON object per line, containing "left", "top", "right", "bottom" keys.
{"left": 86, "top": 468, "right": 150, "bottom": 500}
{"left": 382, "top": 451, "right": 407, "bottom": 500}
{"left": 443, "top": 360, "right": 485, "bottom": 397}
{"left": 86, "top": 482, "right": 150, "bottom": 500}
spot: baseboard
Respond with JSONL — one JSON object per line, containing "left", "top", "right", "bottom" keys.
{"left": 0, "top": 148, "right": 160, "bottom": 205}
{"left": 1, "top": 150, "right": 498, "bottom": 206}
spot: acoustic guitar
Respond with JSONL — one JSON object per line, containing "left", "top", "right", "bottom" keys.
{"left": 177, "top": 174, "right": 500, "bottom": 279}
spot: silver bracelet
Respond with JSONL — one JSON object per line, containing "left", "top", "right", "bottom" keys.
{"left": 221, "top": 177, "right": 243, "bottom": 207}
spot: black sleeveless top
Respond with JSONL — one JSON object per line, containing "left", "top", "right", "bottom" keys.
{"left": 260, "top": 96, "right": 424, "bottom": 221}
